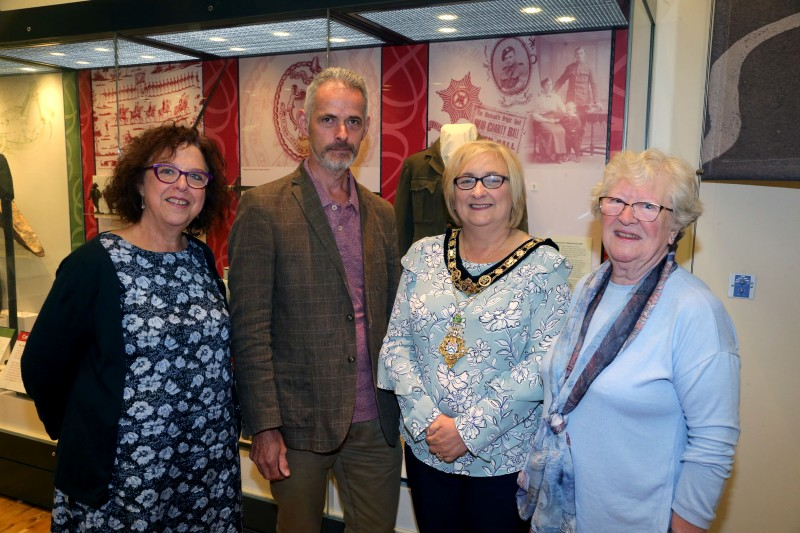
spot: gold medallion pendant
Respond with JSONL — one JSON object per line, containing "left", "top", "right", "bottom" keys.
{"left": 438, "top": 311, "right": 467, "bottom": 368}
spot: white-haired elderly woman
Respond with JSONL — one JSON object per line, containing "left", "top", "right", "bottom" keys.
{"left": 518, "top": 148, "right": 740, "bottom": 533}
{"left": 379, "top": 140, "right": 571, "bottom": 532}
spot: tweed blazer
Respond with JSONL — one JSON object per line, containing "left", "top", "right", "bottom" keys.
{"left": 228, "top": 163, "right": 401, "bottom": 452}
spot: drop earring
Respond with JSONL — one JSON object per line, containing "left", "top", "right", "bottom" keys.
{"left": 141, "top": 195, "right": 145, "bottom": 210}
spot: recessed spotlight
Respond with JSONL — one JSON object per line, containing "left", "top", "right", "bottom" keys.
{"left": 140, "top": 55, "right": 155, "bottom": 59}
{"left": 438, "top": 14, "right": 458, "bottom": 21}
{"left": 329, "top": 37, "right": 347, "bottom": 43}
{"left": 76, "top": 61, "right": 91, "bottom": 65}
{"left": 229, "top": 47, "right": 247, "bottom": 52}
{"left": 273, "top": 31, "right": 291, "bottom": 37}
{"left": 209, "top": 37, "right": 227, "bottom": 42}
{"left": 557, "top": 16, "right": 576, "bottom": 23}
{"left": 94, "top": 47, "right": 111, "bottom": 52}
{"left": 49, "top": 52, "right": 66, "bottom": 56}
{"left": 21, "top": 67, "right": 38, "bottom": 72}
{"left": 438, "top": 27, "right": 457, "bottom": 34}
{"left": 521, "top": 7, "right": 542, "bottom": 15}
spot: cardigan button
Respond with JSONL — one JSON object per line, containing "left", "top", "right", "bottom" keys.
{"left": 346, "top": 313, "right": 354, "bottom": 321}
{"left": 347, "top": 355, "right": 356, "bottom": 362}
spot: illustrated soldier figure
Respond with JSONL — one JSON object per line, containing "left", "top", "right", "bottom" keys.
{"left": 89, "top": 182, "right": 103, "bottom": 214}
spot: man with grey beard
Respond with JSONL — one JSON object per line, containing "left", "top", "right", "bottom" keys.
{"left": 228, "top": 67, "right": 402, "bottom": 533}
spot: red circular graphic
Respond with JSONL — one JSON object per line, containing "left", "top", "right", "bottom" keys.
{"left": 273, "top": 57, "right": 323, "bottom": 161}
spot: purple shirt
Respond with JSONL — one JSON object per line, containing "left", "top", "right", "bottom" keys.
{"left": 306, "top": 161, "right": 378, "bottom": 423}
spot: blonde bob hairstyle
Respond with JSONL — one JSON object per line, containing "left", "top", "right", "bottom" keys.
{"left": 590, "top": 148, "right": 703, "bottom": 247}
{"left": 443, "top": 140, "right": 527, "bottom": 229}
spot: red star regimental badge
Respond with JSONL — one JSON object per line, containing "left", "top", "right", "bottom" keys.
{"left": 436, "top": 73, "right": 482, "bottom": 124}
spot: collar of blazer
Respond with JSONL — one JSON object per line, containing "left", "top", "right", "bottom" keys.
{"left": 289, "top": 163, "right": 358, "bottom": 290}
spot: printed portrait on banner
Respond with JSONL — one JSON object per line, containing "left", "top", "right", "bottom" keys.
{"left": 239, "top": 48, "right": 382, "bottom": 192}
{"left": 492, "top": 37, "right": 534, "bottom": 96}
{"left": 91, "top": 62, "right": 203, "bottom": 176}
{"left": 428, "top": 31, "right": 612, "bottom": 269}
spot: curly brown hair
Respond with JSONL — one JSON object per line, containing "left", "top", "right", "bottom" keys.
{"left": 103, "top": 122, "right": 231, "bottom": 236}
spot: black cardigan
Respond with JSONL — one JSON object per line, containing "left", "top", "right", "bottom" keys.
{"left": 20, "top": 233, "right": 226, "bottom": 507}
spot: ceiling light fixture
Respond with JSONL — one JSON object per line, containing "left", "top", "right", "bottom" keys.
{"left": 557, "top": 16, "right": 576, "bottom": 23}
{"left": 329, "top": 37, "right": 347, "bottom": 43}
{"left": 273, "top": 31, "right": 291, "bottom": 37}
{"left": 140, "top": 55, "right": 155, "bottom": 59}
{"left": 94, "top": 47, "right": 111, "bottom": 52}
{"left": 229, "top": 47, "right": 247, "bottom": 52}
{"left": 438, "top": 27, "right": 457, "bottom": 34}
{"left": 49, "top": 52, "right": 66, "bottom": 56}
{"left": 20, "top": 67, "right": 37, "bottom": 71}
{"left": 437, "top": 14, "right": 458, "bottom": 21}
{"left": 209, "top": 37, "right": 227, "bottom": 42}
{"left": 521, "top": 7, "right": 542, "bottom": 14}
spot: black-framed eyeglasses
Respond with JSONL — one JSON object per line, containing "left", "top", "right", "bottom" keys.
{"left": 146, "top": 163, "right": 213, "bottom": 189}
{"left": 598, "top": 196, "right": 673, "bottom": 222}
{"left": 454, "top": 174, "right": 508, "bottom": 190}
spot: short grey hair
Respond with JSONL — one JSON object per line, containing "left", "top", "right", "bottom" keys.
{"left": 304, "top": 67, "right": 368, "bottom": 127}
{"left": 590, "top": 148, "right": 703, "bottom": 247}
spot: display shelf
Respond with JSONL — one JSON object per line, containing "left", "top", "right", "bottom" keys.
{"left": 0, "top": 391, "right": 56, "bottom": 509}
{"left": 0, "top": 311, "right": 38, "bottom": 333}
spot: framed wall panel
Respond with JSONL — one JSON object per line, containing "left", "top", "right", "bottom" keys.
{"left": 701, "top": 0, "right": 800, "bottom": 180}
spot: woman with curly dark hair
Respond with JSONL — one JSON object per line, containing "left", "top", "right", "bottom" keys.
{"left": 22, "top": 123, "right": 241, "bottom": 532}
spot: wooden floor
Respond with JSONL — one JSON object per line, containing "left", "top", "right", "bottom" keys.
{"left": 0, "top": 495, "right": 50, "bottom": 533}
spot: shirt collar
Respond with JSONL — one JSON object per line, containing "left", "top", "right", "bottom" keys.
{"left": 304, "top": 159, "right": 360, "bottom": 213}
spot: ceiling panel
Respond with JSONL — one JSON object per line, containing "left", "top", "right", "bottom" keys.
{"left": 144, "top": 18, "right": 386, "bottom": 57}
{"left": 356, "top": 0, "right": 628, "bottom": 41}
{"left": 0, "top": 56, "right": 60, "bottom": 75}
{"left": 0, "top": 38, "right": 200, "bottom": 70}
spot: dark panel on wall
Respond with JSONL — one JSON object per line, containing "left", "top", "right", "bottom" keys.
{"left": 701, "top": 0, "right": 800, "bottom": 180}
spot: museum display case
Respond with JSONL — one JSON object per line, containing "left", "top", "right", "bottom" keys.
{"left": 0, "top": 1, "right": 654, "bottom": 531}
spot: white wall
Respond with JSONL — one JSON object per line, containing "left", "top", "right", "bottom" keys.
{"left": 648, "top": 1, "right": 800, "bottom": 531}
{"left": 0, "top": 72, "right": 72, "bottom": 316}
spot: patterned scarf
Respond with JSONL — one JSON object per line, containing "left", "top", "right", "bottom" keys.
{"left": 517, "top": 252, "right": 677, "bottom": 532}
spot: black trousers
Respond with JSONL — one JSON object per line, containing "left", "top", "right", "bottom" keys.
{"left": 404, "top": 444, "right": 530, "bottom": 533}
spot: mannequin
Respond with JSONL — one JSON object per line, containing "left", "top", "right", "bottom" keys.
{"left": 439, "top": 123, "right": 480, "bottom": 168}
{"left": 394, "top": 124, "right": 528, "bottom": 255}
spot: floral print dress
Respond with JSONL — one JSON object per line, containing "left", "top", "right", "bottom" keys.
{"left": 378, "top": 234, "right": 571, "bottom": 477}
{"left": 51, "top": 234, "right": 241, "bottom": 532}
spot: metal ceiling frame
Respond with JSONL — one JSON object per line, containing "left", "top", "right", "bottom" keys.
{"left": 0, "top": 0, "right": 470, "bottom": 47}
{"left": 0, "top": 0, "right": 630, "bottom": 73}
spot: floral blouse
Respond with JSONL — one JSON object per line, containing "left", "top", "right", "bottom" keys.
{"left": 378, "top": 234, "right": 571, "bottom": 476}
